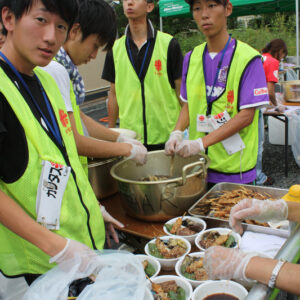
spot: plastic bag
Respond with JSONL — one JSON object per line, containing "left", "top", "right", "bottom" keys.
{"left": 23, "top": 250, "right": 149, "bottom": 300}
{"left": 290, "top": 110, "right": 300, "bottom": 167}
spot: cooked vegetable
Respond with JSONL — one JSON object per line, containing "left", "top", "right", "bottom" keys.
{"left": 152, "top": 281, "right": 186, "bottom": 300}
{"left": 148, "top": 238, "right": 187, "bottom": 259}
{"left": 224, "top": 235, "right": 236, "bottom": 248}
{"left": 148, "top": 243, "right": 164, "bottom": 258}
{"left": 165, "top": 218, "right": 203, "bottom": 236}
{"left": 180, "top": 255, "right": 208, "bottom": 281}
{"left": 143, "top": 260, "right": 156, "bottom": 277}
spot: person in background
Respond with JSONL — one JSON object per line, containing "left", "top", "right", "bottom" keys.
{"left": 42, "top": 0, "right": 147, "bottom": 174}
{"left": 0, "top": 21, "right": 5, "bottom": 48}
{"left": 0, "top": 0, "right": 122, "bottom": 287}
{"left": 102, "top": 0, "right": 183, "bottom": 151}
{"left": 165, "top": 0, "right": 269, "bottom": 189}
{"left": 255, "top": 39, "right": 287, "bottom": 186}
{"left": 203, "top": 197, "right": 300, "bottom": 295}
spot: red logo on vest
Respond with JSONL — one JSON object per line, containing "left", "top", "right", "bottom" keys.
{"left": 227, "top": 90, "right": 234, "bottom": 104}
{"left": 199, "top": 115, "right": 205, "bottom": 121}
{"left": 154, "top": 59, "right": 162, "bottom": 76}
{"left": 59, "top": 109, "right": 69, "bottom": 127}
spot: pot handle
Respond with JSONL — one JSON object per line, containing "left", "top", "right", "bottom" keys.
{"left": 182, "top": 157, "right": 207, "bottom": 185}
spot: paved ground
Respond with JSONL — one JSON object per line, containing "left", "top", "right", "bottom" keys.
{"left": 82, "top": 98, "right": 300, "bottom": 190}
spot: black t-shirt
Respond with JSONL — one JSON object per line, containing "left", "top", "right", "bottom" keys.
{"left": 0, "top": 60, "right": 60, "bottom": 183}
{"left": 102, "top": 28, "right": 183, "bottom": 88}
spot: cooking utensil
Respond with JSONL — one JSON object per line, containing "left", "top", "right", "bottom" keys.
{"left": 110, "top": 150, "right": 209, "bottom": 221}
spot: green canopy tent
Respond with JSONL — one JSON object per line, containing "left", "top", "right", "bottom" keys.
{"left": 159, "top": 0, "right": 299, "bottom": 64}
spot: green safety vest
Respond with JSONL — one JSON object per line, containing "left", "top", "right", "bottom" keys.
{"left": 113, "top": 31, "right": 181, "bottom": 145}
{"left": 187, "top": 40, "right": 260, "bottom": 174}
{"left": 0, "top": 67, "right": 105, "bottom": 276}
{"left": 69, "top": 84, "right": 88, "bottom": 176}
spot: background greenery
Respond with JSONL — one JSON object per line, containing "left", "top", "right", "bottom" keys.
{"left": 114, "top": 5, "right": 297, "bottom": 56}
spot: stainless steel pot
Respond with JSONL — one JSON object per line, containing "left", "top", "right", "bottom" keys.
{"left": 110, "top": 150, "right": 210, "bottom": 221}
{"left": 88, "top": 157, "right": 120, "bottom": 199}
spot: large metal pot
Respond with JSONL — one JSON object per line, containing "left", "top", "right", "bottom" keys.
{"left": 110, "top": 150, "right": 210, "bottom": 221}
{"left": 88, "top": 157, "right": 120, "bottom": 199}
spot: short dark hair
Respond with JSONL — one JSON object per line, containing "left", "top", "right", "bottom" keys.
{"left": 75, "top": 0, "right": 117, "bottom": 51}
{"left": 186, "top": 0, "right": 229, "bottom": 10}
{"left": 0, "top": 0, "right": 79, "bottom": 35}
{"left": 262, "top": 39, "right": 288, "bottom": 60}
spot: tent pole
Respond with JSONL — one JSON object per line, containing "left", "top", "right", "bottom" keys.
{"left": 160, "top": 16, "right": 163, "bottom": 32}
{"left": 296, "top": 0, "right": 299, "bottom": 68}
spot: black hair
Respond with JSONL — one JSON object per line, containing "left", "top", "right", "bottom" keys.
{"left": 188, "top": 0, "right": 228, "bottom": 10}
{"left": 75, "top": 0, "right": 117, "bottom": 51}
{"left": 262, "top": 39, "right": 288, "bottom": 61}
{"left": 0, "top": 0, "right": 79, "bottom": 35}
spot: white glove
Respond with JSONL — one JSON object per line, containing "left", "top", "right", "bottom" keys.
{"left": 165, "top": 130, "right": 184, "bottom": 155}
{"left": 117, "top": 132, "right": 142, "bottom": 146}
{"left": 49, "top": 238, "right": 97, "bottom": 274}
{"left": 204, "top": 246, "right": 257, "bottom": 282}
{"left": 128, "top": 143, "right": 147, "bottom": 165}
{"left": 175, "top": 138, "right": 205, "bottom": 158}
{"left": 230, "top": 198, "right": 288, "bottom": 234}
{"left": 100, "top": 205, "right": 124, "bottom": 248}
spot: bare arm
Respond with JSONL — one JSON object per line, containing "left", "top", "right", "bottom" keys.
{"left": 174, "top": 102, "right": 190, "bottom": 131}
{"left": 202, "top": 107, "right": 256, "bottom": 148}
{"left": 174, "top": 79, "right": 184, "bottom": 107}
{"left": 108, "top": 83, "right": 119, "bottom": 128}
{"left": 80, "top": 111, "right": 119, "bottom": 142}
{"left": 69, "top": 112, "right": 131, "bottom": 158}
{"left": 0, "top": 190, "right": 66, "bottom": 257}
{"left": 246, "top": 256, "right": 300, "bottom": 295}
{"left": 267, "top": 81, "right": 277, "bottom": 106}
{"left": 287, "top": 201, "right": 300, "bottom": 223}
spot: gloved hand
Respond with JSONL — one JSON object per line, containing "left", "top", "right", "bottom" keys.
{"left": 128, "top": 143, "right": 147, "bottom": 165}
{"left": 116, "top": 132, "right": 142, "bottom": 146}
{"left": 49, "top": 238, "right": 97, "bottom": 274}
{"left": 165, "top": 130, "right": 184, "bottom": 155}
{"left": 230, "top": 198, "right": 288, "bottom": 234}
{"left": 175, "top": 138, "right": 205, "bottom": 158}
{"left": 100, "top": 205, "right": 124, "bottom": 248}
{"left": 204, "top": 246, "right": 257, "bottom": 282}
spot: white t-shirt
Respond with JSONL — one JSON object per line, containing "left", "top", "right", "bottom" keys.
{"left": 42, "top": 60, "right": 73, "bottom": 112}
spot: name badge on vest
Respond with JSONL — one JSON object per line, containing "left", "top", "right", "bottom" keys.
{"left": 197, "top": 114, "right": 213, "bottom": 132}
{"left": 210, "top": 111, "right": 245, "bottom": 155}
{"left": 36, "top": 161, "right": 71, "bottom": 230}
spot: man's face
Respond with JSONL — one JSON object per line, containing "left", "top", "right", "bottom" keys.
{"left": 0, "top": 23, "right": 6, "bottom": 49}
{"left": 192, "top": 0, "right": 232, "bottom": 39}
{"left": 122, "top": 0, "right": 154, "bottom": 20}
{"left": 66, "top": 27, "right": 103, "bottom": 65}
{"left": 1, "top": 0, "right": 68, "bottom": 74}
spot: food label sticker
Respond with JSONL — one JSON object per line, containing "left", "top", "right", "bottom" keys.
{"left": 36, "top": 161, "right": 71, "bottom": 230}
{"left": 209, "top": 111, "right": 245, "bottom": 155}
{"left": 196, "top": 114, "right": 213, "bottom": 132}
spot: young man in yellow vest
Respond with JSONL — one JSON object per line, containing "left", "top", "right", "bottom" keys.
{"left": 102, "top": 0, "right": 184, "bottom": 151}
{"left": 43, "top": 0, "right": 147, "bottom": 175}
{"left": 165, "top": 0, "right": 269, "bottom": 188}
{"left": 0, "top": 0, "right": 122, "bottom": 286}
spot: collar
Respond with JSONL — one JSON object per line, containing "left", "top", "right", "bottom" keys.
{"left": 125, "top": 19, "right": 155, "bottom": 41}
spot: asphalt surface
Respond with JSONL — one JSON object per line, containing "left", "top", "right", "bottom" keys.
{"left": 82, "top": 99, "right": 300, "bottom": 191}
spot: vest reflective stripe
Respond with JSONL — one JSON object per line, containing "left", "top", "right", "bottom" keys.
{"left": 69, "top": 84, "right": 88, "bottom": 176}
{"left": 0, "top": 67, "right": 104, "bottom": 276}
{"left": 113, "top": 31, "right": 180, "bottom": 145}
{"left": 187, "top": 40, "right": 260, "bottom": 173}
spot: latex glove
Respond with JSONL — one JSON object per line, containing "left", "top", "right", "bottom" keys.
{"left": 175, "top": 138, "right": 205, "bottom": 158}
{"left": 204, "top": 246, "right": 257, "bottom": 282}
{"left": 116, "top": 132, "right": 142, "bottom": 146}
{"left": 100, "top": 205, "right": 124, "bottom": 248}
{"left": 165, "top": 130, "right": 184, "bottom": 155}
{"left": 230, "top": 198, "right": 288, "bottom": 234}
{"left": 49, "top": 238, "right": 97, "bottom": 274}
{"left": 128, "top": 143, "right": 147, "bottom": 165}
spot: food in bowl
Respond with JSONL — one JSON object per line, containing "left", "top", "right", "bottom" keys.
{"left": 151, "top": 280, "right": 186, "bottom": 300}
{"left": 136, "top": 254, "right": 161, "bottom": 279}
{"left": 148, "top": 237, "right": 188, "bottom": 259}
{"left": 202, "top": 294, "right": 238, "bottom": 300}
{"left": 199, "top": 230, "right": 236, "bottom": 249}
{"left": 142, "top": 259, "right": 157, "bottom": 277}
{"left": 164, "top": 217, "right": 205, "bottom": 236}
{"left": 180, "top": 254, "right": 208, "bottom": 281}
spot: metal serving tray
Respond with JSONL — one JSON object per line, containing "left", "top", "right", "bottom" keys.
{"left": 188, "top": 182, "right": 289, "bottom": 238}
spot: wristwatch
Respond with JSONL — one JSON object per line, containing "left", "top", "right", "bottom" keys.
{"left": 268, "top": 259, "right": 286, "bottom": 289}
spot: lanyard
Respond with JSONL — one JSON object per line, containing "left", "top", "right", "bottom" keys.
{"left": 206, "top": 35, "right": 232, "bottom": 105}
{"left": 126, "top": 37, "right": 151, "bottom": 79}
{"left": 0, "top": 51, "right": 63, "bottom": 147}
